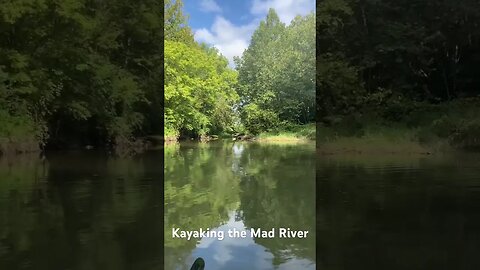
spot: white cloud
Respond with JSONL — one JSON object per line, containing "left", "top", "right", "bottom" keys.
{"left": 194, "top": 0, "right": 314, "bottom": 67}
{"left": 194, "top": 16, "right": 257, "bottom": 67}
{"left": 200, "top": 0, "right": 222, "bottom": 13}
{"left": 251, "top": 0, "right": 315, "bottom": 24}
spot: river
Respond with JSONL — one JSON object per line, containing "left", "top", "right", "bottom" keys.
{"left": 0, "top": 141, "right": 316, "bottom": 270}
{"left": 317, "top": 153, "right": 480, "bottom": 269}
{"left": 164, "top": 141, "right": 316, "bottom": 270}
{"left": 2, "top": 144, "right": 478, "bottom": 269}
{"left": 0, "top": 151, "right": 164, "bottom": 270}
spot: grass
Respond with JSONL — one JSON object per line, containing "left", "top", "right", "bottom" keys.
{"left": 318, "top": 132, "right": 434, "bottom": 154}
{"left": 317, "top": 124, "right": 450, "bottom": 155}
{"left": 0, "top": 111, "right": 42, "bottom": 156}
{"left": 316, "top": 98, "right": 480, "bottom": 154}
{"left": 164, "top": 126, "right": 179, "bottom": 142}
{"left": 257, "top": 123, "right": 315, "bottom": 142}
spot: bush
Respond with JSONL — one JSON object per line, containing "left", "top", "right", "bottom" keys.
{"left": 242, "top": 104, "right": 279, "bottom": 135}
{"left": 297, "top": 124, "right": 316, "bottom": 140}
{"left": 164, "top": 126, "right": 180, "bottom": 142}
{"left": 0, "top": 110, "right": 43, "bottom": 155}
{"left": 430, "top": 115, "right": 460, "bottom": 138}
{"left": 450, "top": 120, "right": 480, "bottom": 149}
{"left": 362, "top": 88, "right": 417, "bottom": 122}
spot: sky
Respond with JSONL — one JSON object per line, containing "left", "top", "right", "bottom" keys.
{"left": 183, "top": 0, "right": 315, "bottom": 66}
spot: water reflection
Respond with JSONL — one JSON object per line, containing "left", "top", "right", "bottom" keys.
{"left": 188, "top": 212, "right": 314, "bottom": 270}
{"left": 165, "top": 141, "right": 316, "bottom": 269}
{"left": 0, "top": 152, "right": 164, "bottom": 270}
{"left": 317, "top": 153, "right": 480, "bottom": 270}
{"left": 0, "top": 142, "right": 315, "bottom": 269}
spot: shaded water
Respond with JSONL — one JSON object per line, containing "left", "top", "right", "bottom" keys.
{"left": 0, "top": 151, "right": 163, "bottom": 270}
{"left": 4, "top": 144, "right": 477, "bottom": 269}
{"left": 164, "top": 142, "right": 316, "bottom": 270}
{"left": 317, "top": 154, "right": 480, "bottom": 270}
{"left": 0, "top": 142, "right": 316, "bottom": 270}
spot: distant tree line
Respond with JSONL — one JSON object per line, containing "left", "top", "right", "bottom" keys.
{"left": 166, "top": 0, "right": 315, "bottom": 138}
{"left": 164, "top": 0, "right": 239, "bottom": 138}
{"left": 1, "top": 0, "right": 163, "bottom": 152}
{"left": 1, "top": 0, "right": 316, "bottom": 154}
{"left": 235, "top": 9, "right": 316, "bottom": 134}
{"left": 318, "top": 0, "right": 480, "bottom": 121}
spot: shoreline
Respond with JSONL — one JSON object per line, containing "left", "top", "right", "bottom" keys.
{"left": 256, "top": 136, "right": 313, "bottom": 143}
{"left": 316, "top": 140, "right": 438, "bottom": 155}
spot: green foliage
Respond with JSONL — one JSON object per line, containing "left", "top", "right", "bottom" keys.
{"left": 0, "top": 0, "right": 164, "bottom": 151}
{"left": 0, "top": 110, "right": 42, "bottom": 154}
{"left": 318, "top": 0, "right": 480, "bottom": 152}
{"left": 317, "top": 0, "right": 363, "bottom": 118}
{"left": 236, "top": 9, "right": 315, "bottom": 134}
{"left": 242, "top": 104, "right": 279, "bottom": 135}
{"left": 317, "top": 54, "right": 363, "bottom": 117}
{"left": 164, "top": 0, "right": 194, "bottom": 44}
{"left": 450, "top": 120, "right": 480, "bottom": 150}
{"left": 164, "top": 40, "right": 238, "bottom": 137}
{"left": 318, "top": 0, "right": 480, "bottom": 109}
{"left": 361, "top": 88, "right": 418, "bottom": 122}
{"left": 259, "top": 123, "right": 316, "bottom": 141}
{"left": 430, "top": 116, "right": 460, "bottom": 138}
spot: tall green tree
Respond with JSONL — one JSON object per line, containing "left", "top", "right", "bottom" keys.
{"left": 317, "top": 0, "right": 363, "bottom": 118}
{"left": 236, "top": 9, "right": 316, "bottom": 134}
{"left": 0, "top": 0, "right": 164, "bottom": 152}
{"left": 164, "top": 41, "right": 238, "bottom": 137}
{"left": 317, "top": 0, "right": 480, "bottom": 121}
{"left": 164, "top": 0, "right": 194, "bottom": 44}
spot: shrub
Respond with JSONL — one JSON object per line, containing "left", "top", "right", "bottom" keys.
{"left": 242, "top": 104, "right": 279, "bottom": 135}
{"left": 430, "top": 115, "right": 460, "bottom": 138}
{"left": 0, "top": 110, "right": 43, "bottom": 155}
{"left": 450, "top": 120, "right": 480, "bottom": 149}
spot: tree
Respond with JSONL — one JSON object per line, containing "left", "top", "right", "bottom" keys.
{"left": 317, "top": 0, "right": 480, "bottom": 121}
{"left": 236, "top": 9, "right": 316, "bottom": 133}
{"left": 0, "top": 0, "right": 164, "bottom": 152}
{"left": 164, "top": 0, "right": 194, "bottom": 44}
{"left": 164, "top": 41, "right": 238, "bottom": 137}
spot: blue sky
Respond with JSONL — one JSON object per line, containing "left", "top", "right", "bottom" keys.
{"left": 183, "top": 0, "right": 315, "bottom": 66}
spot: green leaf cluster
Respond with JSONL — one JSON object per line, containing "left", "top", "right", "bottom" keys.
{"left": 236, "top": 9, "right": 316, "bottom": 134}
{"left": 164, "top": 1, "right": 239, "bottom": 138}
{"left": 0, "top": 0, "right": 164, "bottom": 151}
{"left": 164, "top": 41, "right": 239, "bottom": 137}
{"left": 317, "top": 0, "right": 480, "bottom": 122}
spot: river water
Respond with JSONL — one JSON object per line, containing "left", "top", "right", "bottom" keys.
{"left": 0, "top": 151, "right": 164, "bottom": 270}
{"left": 1, "top": 144, "right": 479, "bottom": 269}
{"left": 164, "top": 142, "right": 316, "bottom": 270}
{"left": 317, "top": 153, "right": 480, "bottom": 269}
{"left": 0, "top": 141, "right": 316, "bottom": 270}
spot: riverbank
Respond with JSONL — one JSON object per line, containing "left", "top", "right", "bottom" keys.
{"left": 256, "top": 123, "right": 316, "bottom": 142}
{"left": 0, "top": 138, "right": 40, "bottom": 156}
{"left": 0, "top": 112, "right": 42, "bottom": 156}
{"left": 318, "top": 125, "right": 428, "bottom": 154}
{"left": 0, "top": 135, "right": 165, "bottom": 157}
{"left": 164, "top": 123, "right": 316, "bottom": 144}
{"left": 317, "top": 98, "right": 480, "bottom": 155}
{"left": 317, "top": 118, "right": 480, "bottom": 154}
{"left": 317, "top": 133, "right": 440, "bottom": 155}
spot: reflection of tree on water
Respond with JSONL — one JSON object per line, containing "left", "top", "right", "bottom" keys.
{"left": 316, "top": 155, "right": 480, "bottom": 270}
{"left": 235, "top": 143, "right": 316, "bottom": 265}
{"left": 0, "top": 152, "right": 165, "bottom": 270}
{"left": 165, "top": 142, "right": 315, "bottom": 268}
{"left": 0, "top": 145, "right": 313, "bottom": 268}
{"left": 231, "top": 144, "right": 245, "bottom": 175}
{"left": 164, "top": 142, "right": 241, "bottom": 269}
